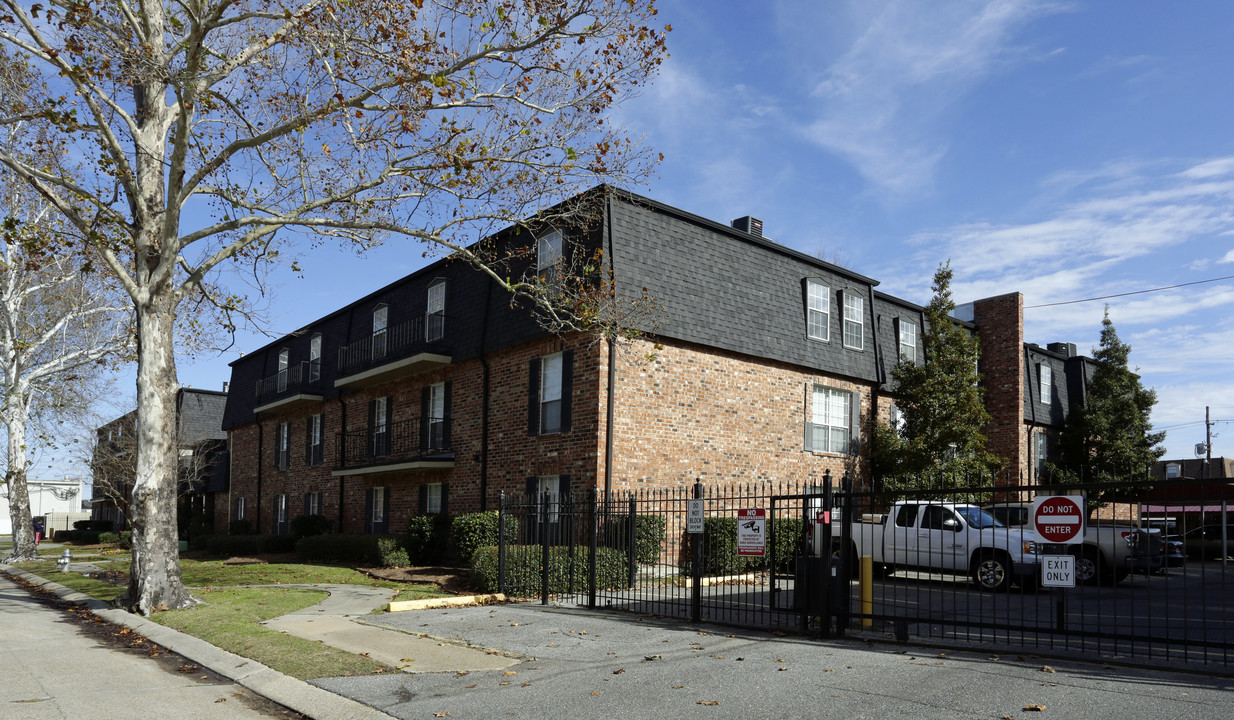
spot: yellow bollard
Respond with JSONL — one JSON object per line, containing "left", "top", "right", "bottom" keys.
{"left": 860, "top": 555, "right": 873, "bottom": 628}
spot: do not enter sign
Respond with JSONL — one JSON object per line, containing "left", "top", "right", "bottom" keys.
{"left": 1032, "top": 495, "right": 1085, "bottom": 544}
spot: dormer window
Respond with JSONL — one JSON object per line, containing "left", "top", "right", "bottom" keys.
{"left": 372, "top": 304, "right": 388, "bottom": 359}
{"left": 426, "top": 280, "right": 445, "bottom": 342}
{"left": 277, "top": 348, "right": 289, "bottom": 392}
{"left": 1039, "top": 363, "right": 1053, "bottom": 404}
{"left": 842, "top": 292, "right": 864, "bottom": 350}
{"left": 537, "top": 229, "right": 563, "bottom": 283}
{"left": 897, "top": 319, "right": 917, "bottom": 363}
{"left": 806, "top": 280, "right": 829, "bottom": 341}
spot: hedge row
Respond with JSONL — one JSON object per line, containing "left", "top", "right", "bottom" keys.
{"left": 689, "top": 516, "right": 806, "bottom": 576}
{"left": 402, "top": 511, "right": 519, "bottom": 566}
{"left": 601, "top": 514, "right": 667, "bottom": 566}
{"left": 469, "top": 545, "right": 631, "bottom": 595}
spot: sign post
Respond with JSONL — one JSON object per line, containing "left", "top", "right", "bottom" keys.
{"left": 1032, "top": 494, "right": 1085, "bottom": 630}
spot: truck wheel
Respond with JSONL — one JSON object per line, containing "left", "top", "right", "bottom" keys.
{"left": 971, "top": 553, "right": 1012, "bottom": 592}
{"left": 1073, "top": 547, "right": 1104, "bottom": 586}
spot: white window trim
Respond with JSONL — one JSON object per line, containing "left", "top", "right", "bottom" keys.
{"left": 537, "top": 475, "right": 560, "bottom": 524}
{"left": 1039, "top": 364, "right": 1053, "bottom": 404}
{"left": 806, "top": 280, "right": 830, "bottom": 341}
{"left": 277, "top": 348, "right": 289, "bottom": 391}
{"left": 426, "top": 281, "right": 445, "bottom": 341}
{"left": 810, "top": 386, "right": 852, "bottom": 454}
{"left": 842, "top": 292, "right": 864, "bottom": 350}
{"left": 537, "top": 229, "right": 563, "bottom": 274}
{"left": 371, "top": 487, "right": 386, "bottom": 524}
{"left": 276, "top": 494, "right": 288, "bottom": 524}
{"left": 309, "top": 334, "right": 322, "bottom": 381}
{"left": 307, "top": 491, "right": 321, "bottom": 516}
{"left": 277, "top": 422, "right": 290, "bottom": 470}
{"left": 235, "top": 497, "right": 246, "bottom": 521}
{"left": 898, "top": 319, "right": 917, "bottom": 363}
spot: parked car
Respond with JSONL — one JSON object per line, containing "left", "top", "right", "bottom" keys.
{"left": 1180, "top": 525, "right": 1234, "bottom": 559}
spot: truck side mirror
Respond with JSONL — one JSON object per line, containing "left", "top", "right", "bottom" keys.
{"left": 943, "top": 519, "right": 961, "bottom": 532}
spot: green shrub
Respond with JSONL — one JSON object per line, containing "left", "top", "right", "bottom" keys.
{"left": 449, "top": 512, "right": 519, "bottom": 565}
{"left": 604, "top": 514, "right": 667, "bottom": 565}
{"left": 405, "top": 514, "right": 452, "bottom": 564}
{"left": 377, "top": 537, "right": 410, "bottom": 567}
{"left": 289, "top": 514, "right": 332, "bottom": 538}
{"left": 72, "top": 520, "right": 92, "bottom": 531}
{"left": 99, "top": 532, "right": 120, "bottom": 544}
{"left": 470, "top": 544, "right": 630, "bottom": 595}
{"left": 188, "top": 534, "right": 215, "bottom": 552}
{"left": 228, "top": 519, "right": 252, "bottom": 535}
{"left": 65, "top": 530, "right": 102, "bottom": 545}
{"left": 690, "top": 516, "right": 805, "bottom": 576}
{"left": 206, "top": 534, "right": 260, "bottom": 557}
{"left": 256, "top": 534, "right": 298, "bottom": 554}
{"left": 91, "top": 520, "right": 116, "bottom": 531}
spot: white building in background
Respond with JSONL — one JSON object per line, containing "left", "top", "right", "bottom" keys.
{"left": 0, "top": 477, "right": 88, "bottom": 535}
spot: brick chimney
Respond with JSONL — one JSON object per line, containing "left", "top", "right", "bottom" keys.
{"left": 972, "top": 292, "right": 1026, "bottom": 483}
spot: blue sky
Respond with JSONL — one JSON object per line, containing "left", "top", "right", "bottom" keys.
{"left": 69, "top": 0, "right": 1233, "bottom": 479}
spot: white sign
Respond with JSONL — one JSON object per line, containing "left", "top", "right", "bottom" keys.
{"left": 686, "top": 499, "right": 704, "bottom": 534}
{"left": 1041, "top": 555, "right": 1075, "bottom": 588}
{"left": 737, "top": 508, "right": 766, "bottom": 556}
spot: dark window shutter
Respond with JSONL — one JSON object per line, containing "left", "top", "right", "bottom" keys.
{"left": 440, "top": 482, "right": 449, "bottom": 516}
{"left": 384, "top": 397, "right": 393, "bottom": 432}
{"left": 528, "top": 358, "right": 541, "bottom": 435}
{"left": 303, "top": 493, "right": 311, "bottom": 516}
{"left": 848, "top": 391, "right": 862, "bottom": 455}
{"left": 367, "top": 399, "right": 377, "bottom": 454}
{"left": 364, "top": 489, "right": 373, "bottom": 534}
{"left": 381, "top": 487, "right": 390, "bottom": 533}
{"left": 420, "top": 386, "right": 431, "bottom": 451}
{"left": 418, "top": 484, "right": 427, "bottom": 514}
{"left": 803, "top": 384, "right": 815, "bottom": 452}
{"left": 560, "top": 350, "right": 574, "bottom": 433}
{"left": 442, "top": 381, "right": 452, "bottom": 448}
{"left": 304, "top": 418, "right": 313, "bottom": 465}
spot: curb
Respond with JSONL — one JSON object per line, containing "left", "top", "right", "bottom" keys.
{"left": 388, "top": 593, "right": 507, "bottom": 612}
{"left": 0, "top": 564, "right": 397, "bottom": 720}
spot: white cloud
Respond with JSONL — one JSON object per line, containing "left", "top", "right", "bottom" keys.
{"left": 1219, "top": 249, "right": 1234, "bottom": 264}
{"left": 795, "top": 0, "right": 1066, "bottom": 195}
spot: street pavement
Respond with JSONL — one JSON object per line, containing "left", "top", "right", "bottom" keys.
{"left": 3, "top": 561, "right": 1234, "bottom": 719}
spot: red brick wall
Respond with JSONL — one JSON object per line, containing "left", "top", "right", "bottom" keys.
{"left": 972, "top": 293, "right": 1027, "bottom": 482}
{"left": 603, "top": 337, "right": 872, "bottom": 492}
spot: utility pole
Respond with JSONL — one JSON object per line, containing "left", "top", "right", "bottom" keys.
{"left": 1207, "top": 406, "right": 1214, "bottom": 478}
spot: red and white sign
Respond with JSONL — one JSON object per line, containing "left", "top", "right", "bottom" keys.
{"left": 737, "top": 508, "right": 766, "bottom": 556}
{"left": 1032, "top": 495, "right": 1085, "bottom": 544}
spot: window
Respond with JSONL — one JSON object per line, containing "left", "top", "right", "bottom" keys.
{"left": 529, "top": 351, "right": 573, "bottom": 436}
{"left": 1039, "top": 364, "right": 1053, "bottom": 404}
{"left": 309, "top": 334, "right": 322, "bottom": 382}
{"left": 888, "top": 403, "right": 906, "bottom": 438}
{"left": 1166, "top": 463, "right": 1181, "bottom": 480}
{"left": 306, "top": 413, "right": 323, "bottom": 466}
{"left": 366, "top": 486, "right": 388, "bottom": 534}
{"left": 372, "top": 304, "right": 388, "bottom": 359}
{"left": 234, "top": 497, "right": 246, "bottom": 521}
{"left": 277, "top": 348, "right": 289, "bottom": 392}
{"left": 805, "top": 280, "right": 830, "bottom": 341}
{"left": 537, "top": 229, "right": 563, "bottom": 282}
{"left": 897, "top": 319, "right": 917, "bottom": 363}
{"left": 424, "top": 483, "right": 443, "bottom": 514}
{"left": 426, "top": 382, "right": 447, "bottom": 450}
{"left": 426, "top": 281, "right": 445, "bottom": 342}
{"left": 1035, "top": 432, "right": 1049, "bottom": 479}
{"left": 276, "top": 421, "right": 290, "bottom": 470}
{"left": 275, "top": 493, "right": 289, "bottom": 534}
{"left": 540, "top": 353, "right": 563, "bottom": 434}
{"left": 894, "top": 504, "right": 918, "bottom": 528}
{"left": 305, "top": 491, "right": 321, "bottom": 517}
{"left": 807, "top": 386, "right": 853, "bottom": 454}
{"left": 842, "top": 293, "right": 864, "bottom": 350}
{"left": 371, "top": 396, "right": 390, "bottom": 456}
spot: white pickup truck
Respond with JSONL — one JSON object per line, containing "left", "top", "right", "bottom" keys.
{"left": 816, "top": 501, "right": 1041, "bottom": 591}
{"left": 983, "top": 501, "right": 1184, "bottom": 585}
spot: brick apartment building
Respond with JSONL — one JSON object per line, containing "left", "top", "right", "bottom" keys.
{"left": 220, "top": 187, "right": 1092, "bottom": 536}
{"left": 92, "top": 388, "right": 230, "bottom": 533}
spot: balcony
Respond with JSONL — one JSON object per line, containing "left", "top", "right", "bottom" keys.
{"left": 334, "top": 314, "right": 451, "bottom": 389}
{"left": 254, "top": 361, "right": 324, "bottom": 415}
{"left": 331, "top": 416, "right": 454, "bottom": 476}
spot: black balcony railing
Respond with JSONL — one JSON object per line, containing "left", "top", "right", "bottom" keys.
{"left": 255, "top": 360, "right": 323, "bottom": 405}
{"left": 337, "top": 314, "right": 449, "bottom": 378}
{"left": 336, "top": 416, "right": 451, "bottom": 470}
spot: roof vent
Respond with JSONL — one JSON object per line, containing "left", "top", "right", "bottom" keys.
{"left": 731, "top": 216, "right": 763, "bottom": 237}
{"left": 1047, "top": 342, "right": 1077, "bottom": 357}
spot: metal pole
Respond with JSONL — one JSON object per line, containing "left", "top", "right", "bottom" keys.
{"left": 691, "top": 480, "right": 704, "bottom": 624}
{"left": 628, "top": 495, "right": 637, "bottom": 588}
{"left": 541, "top": 491, "right": 550, "bottom": 606}
{"left": 821, "top": 470, "right": 833, "bottom": 638}
{"left": 498, "top": 492, "right": 507, "bottom": 595}
{"left": 589, "top": 489, "right": 598, "bottom": 609}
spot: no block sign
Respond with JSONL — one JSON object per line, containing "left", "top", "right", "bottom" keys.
{"left": 1032, "top": 495, "right": 1085, "bottom": 544}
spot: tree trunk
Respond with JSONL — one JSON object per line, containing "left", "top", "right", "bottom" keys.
{"left": 126, "top": 289, "right": 195, "bottom": 613}
{"left": 3, "top": 399, "right": 37, "bottom": 562}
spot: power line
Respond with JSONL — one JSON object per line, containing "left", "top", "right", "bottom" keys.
{"left": 1024, "top": 274, "right": 1234, "bottom": 309}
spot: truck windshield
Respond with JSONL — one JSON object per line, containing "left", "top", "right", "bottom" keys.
{"left": 956, "top": 506, "right": 1003, "bottom": 529}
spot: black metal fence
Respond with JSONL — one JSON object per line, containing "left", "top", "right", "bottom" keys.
{"left": 496, "top": 472, "right": 1234, "bottom": 670}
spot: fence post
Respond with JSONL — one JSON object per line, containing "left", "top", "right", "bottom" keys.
{"left": 589, "top": 489, "right": 598, "bottom": 609}
{"left": 691, "top": 480, "right": 704, "bottom": 624}
{"left": 498, "top": 492, "right": 507, "bottom": 595}
{"left": 821, "top": 470, "right": 833, "bottom": 637}
{"left": 541, "top": 491, "right": 550, "bottom": 606}
{"left": 628, "top": 495, "right": 638, "bottom": 588}
{"left": 837, "top": 471, "right": 853, "bottom": 637}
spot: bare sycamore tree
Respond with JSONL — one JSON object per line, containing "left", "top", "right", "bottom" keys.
{"left": 0, "top": 177, "right": 131, "bottom": 562}
{"left": 0, "top": 0, "right": 667, "bottom": 612}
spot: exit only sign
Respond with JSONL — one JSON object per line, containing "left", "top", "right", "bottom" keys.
{"left": 1041, "top": 555, "right": 1075, "bottom": 588}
